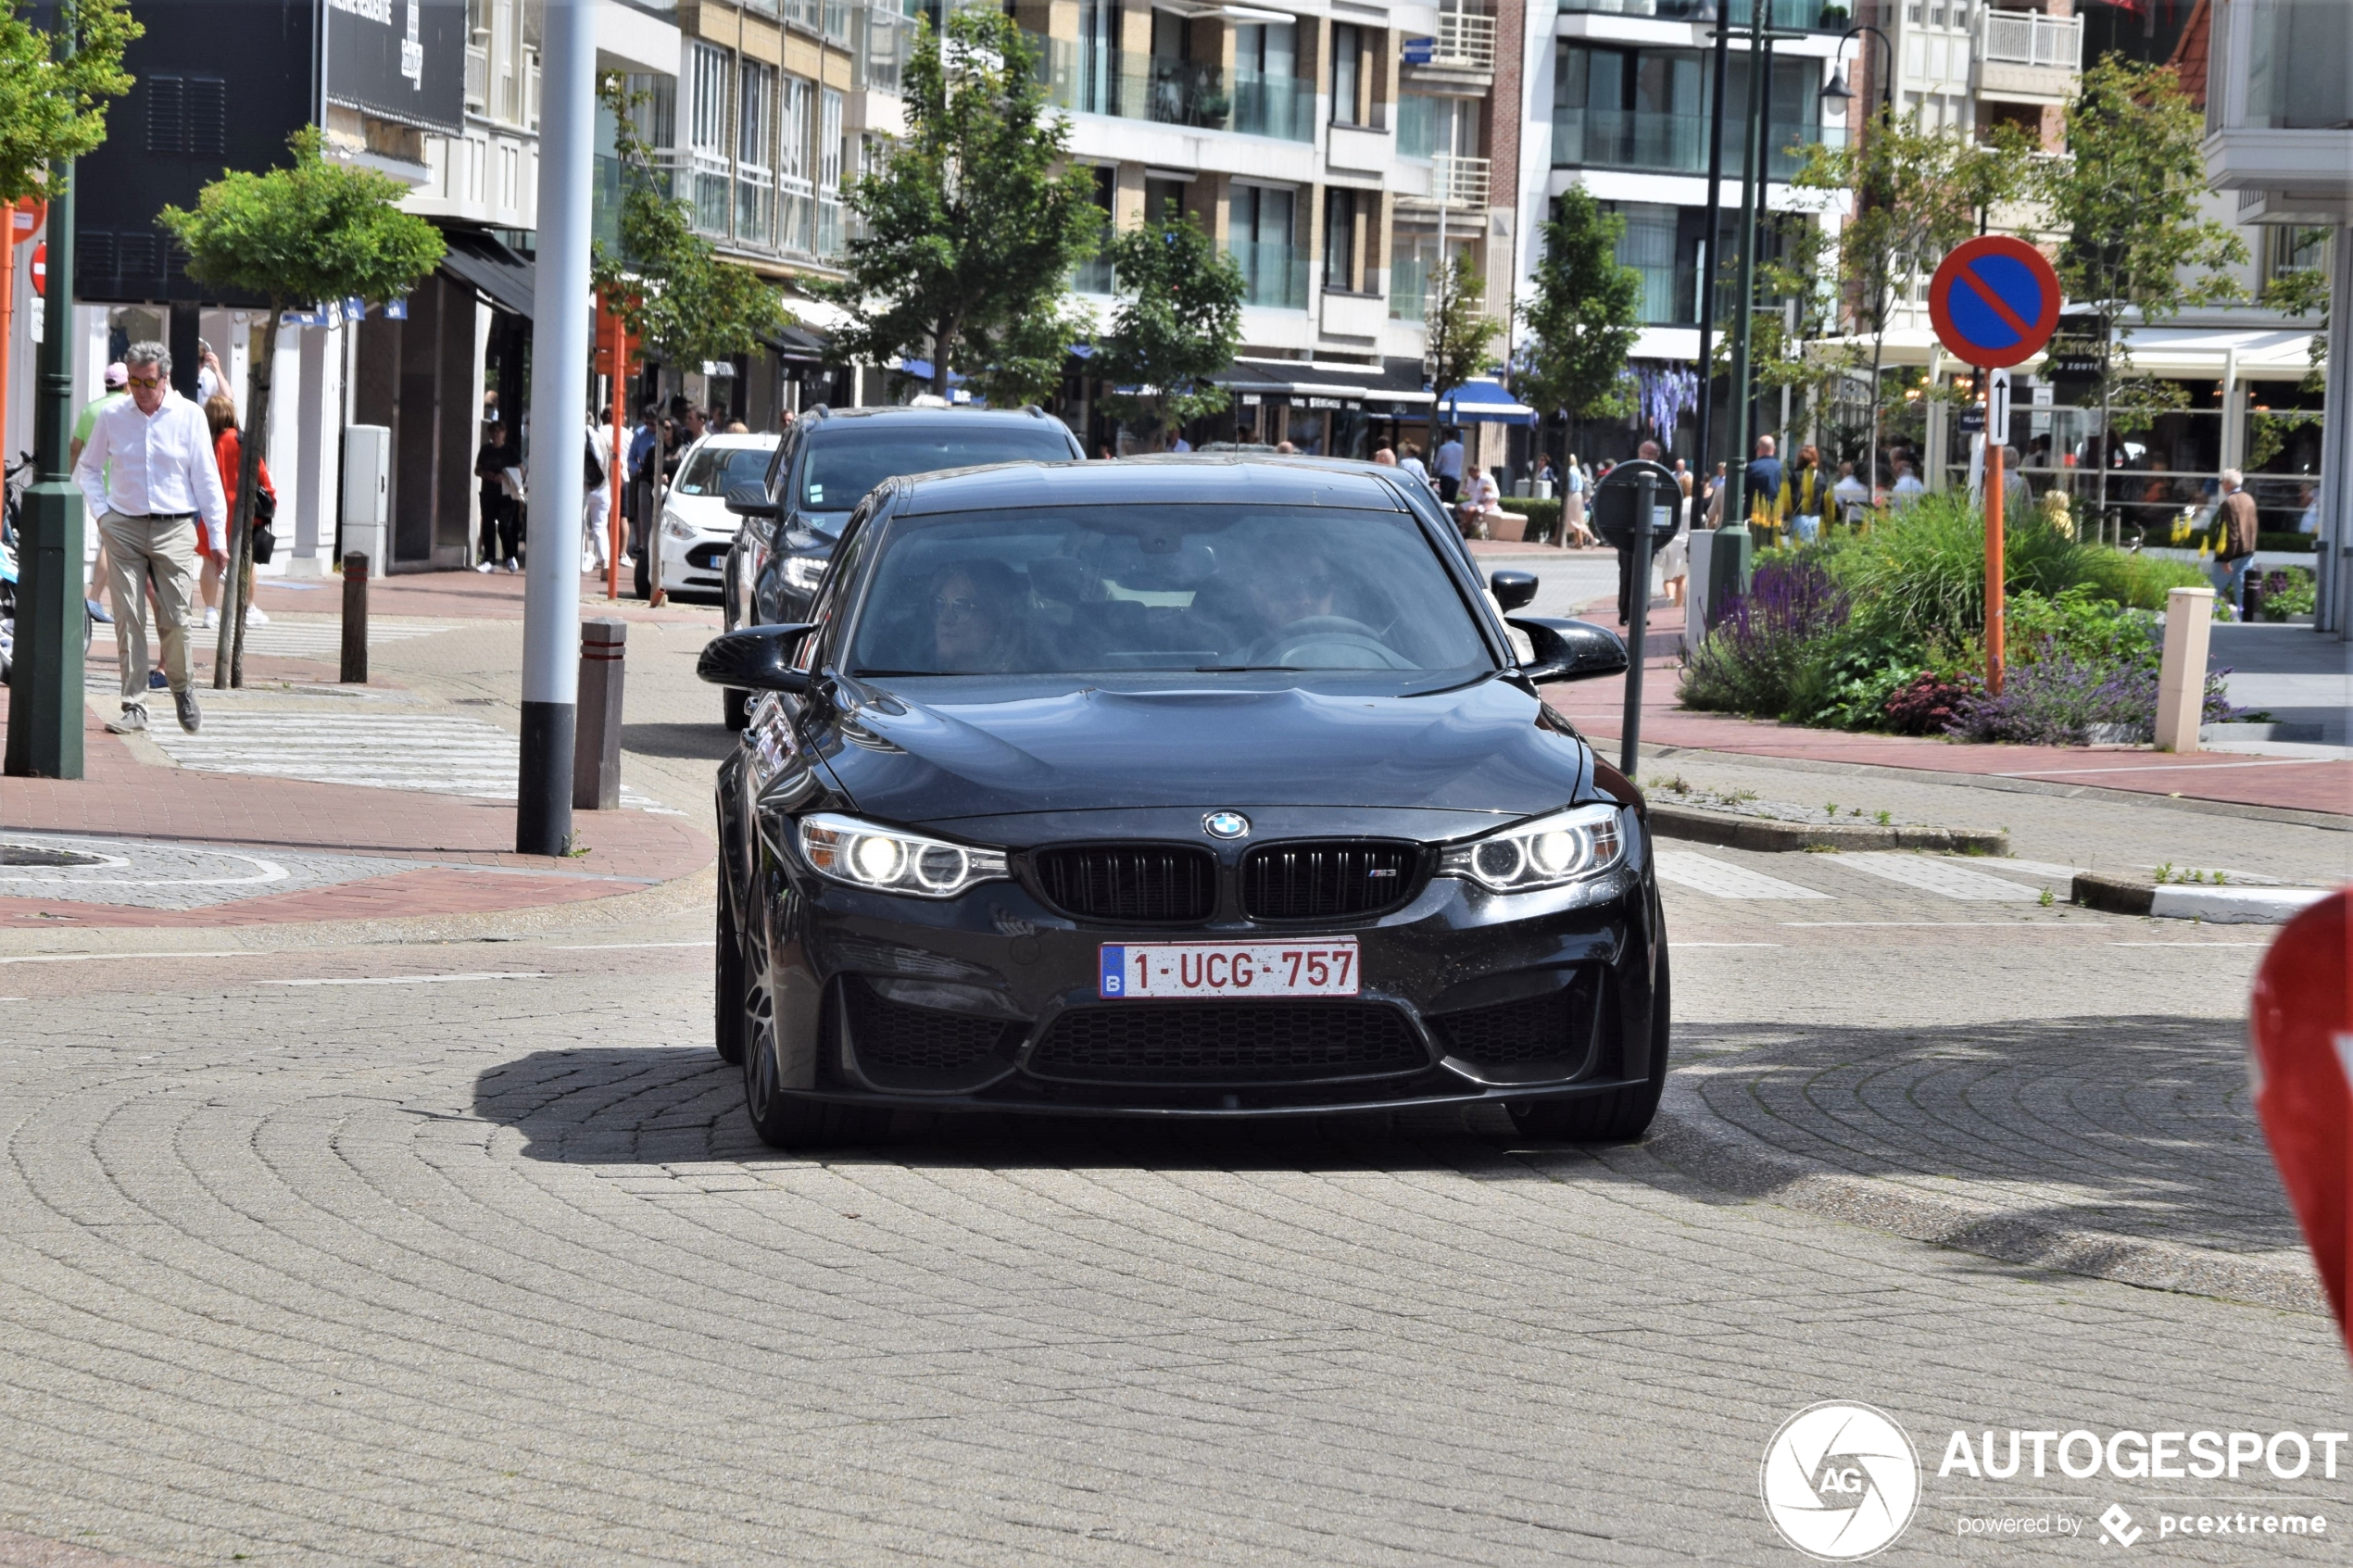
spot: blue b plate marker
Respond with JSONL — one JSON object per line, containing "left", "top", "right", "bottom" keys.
{"left": 1100, "top": 945, "right": 1127, "bottom": 997}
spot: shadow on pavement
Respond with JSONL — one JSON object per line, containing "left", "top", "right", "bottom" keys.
{"left": 622, "top": 721, "right": 738, "bottom": 760}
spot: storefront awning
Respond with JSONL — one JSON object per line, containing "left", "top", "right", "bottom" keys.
{"left": 1216, "top": 358, "right": 1436, "bottom": 410}
{"left": 1435, "top": 380, "right": 1538, "bottom": 427}
{"left": 438, "top": 230, "right": 535, "bottom": 318}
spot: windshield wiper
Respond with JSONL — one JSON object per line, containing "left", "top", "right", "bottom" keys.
{"left": 1192, "top": 664, "right": 1307, "bottom": 673}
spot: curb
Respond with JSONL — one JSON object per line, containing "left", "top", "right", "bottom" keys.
{"left": 1650, "top": 802, "right": 2007, "bottom": 856}
{"left": 1644, "top": 1080, "right": 2324, "bottom": 1316}
{"left": 2073, "top": 872, "right": 2331, "bottom": 925}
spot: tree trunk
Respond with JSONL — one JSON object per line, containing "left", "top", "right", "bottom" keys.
{"left": 215, "top": 311, "right": 279, "bottom": 689}
{"left": 933, "top": 315, "right": 959, "bottom": 398}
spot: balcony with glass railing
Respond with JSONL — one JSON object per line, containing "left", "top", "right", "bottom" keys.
{"left": 1230, "top": 70, "right": 1313, "bottom": 140}
{"left": 1552, "top": 109, "right": 1840, "bottom": 178}
{"left": 1557, "top": 0, "right": 1848, "bottom": 28}
{"left": 1036, "top": 36, "right": 1308, "bottom": 139}
{"left": 1231, "top": 239, "right": 1309, "bottom": 309}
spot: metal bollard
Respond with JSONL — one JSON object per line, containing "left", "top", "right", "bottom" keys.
{"left": 573, "top": 618, "right": 626, "bottom": 809}
{"left": 341, "top": 553, "right": 369, "bottom": 684}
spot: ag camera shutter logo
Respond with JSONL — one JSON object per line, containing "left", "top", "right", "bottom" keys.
{"left": 1762, "top": 1402, "right": 1921, "bottom": 1560}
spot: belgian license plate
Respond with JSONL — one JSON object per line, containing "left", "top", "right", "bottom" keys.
{"left": 1098, "top": 939, "right": 1361, "bottom": 999}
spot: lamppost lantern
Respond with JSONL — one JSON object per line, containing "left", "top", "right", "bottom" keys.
{"left": 1822, "top": 69, "right": 1853, "bottom": 117}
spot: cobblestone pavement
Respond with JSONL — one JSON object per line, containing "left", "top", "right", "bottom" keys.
{"left": 0, "top": 856, "right": 2343, "bottom": 1567}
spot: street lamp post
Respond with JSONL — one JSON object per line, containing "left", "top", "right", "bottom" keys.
{"left": 4, "top": 25, "right": 84, "bottom": 781}
{"left": 1722, "top": 4, "right": 1775, "bottom": 540}
{"left": 1820, "top": 24, "right": 1896, "bottom": 502}
{"left": 1689, "top": 11, "right": 1733, "bottom": 565}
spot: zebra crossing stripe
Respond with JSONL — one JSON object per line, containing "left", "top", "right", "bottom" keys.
{"left": 1654, "top": 851, "right": 1831, "bottom": 900}
{"left": 1835, "top": 852, "right": 2045, "bottom": 901}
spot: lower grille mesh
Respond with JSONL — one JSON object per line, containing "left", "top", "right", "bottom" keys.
{"left": 1430, "top": 985, "right": 1583, "bottom": 1067}
{"left": 845, "top": 979, "right": 1019, "bottom": 1090}
{"left": 1028, "top": 1003, "right": 1426, "bottom": 1085}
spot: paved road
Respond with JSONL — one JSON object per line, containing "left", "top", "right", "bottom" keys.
{"left": 1, "top": 831, "right": 2341, "bottom": 1566}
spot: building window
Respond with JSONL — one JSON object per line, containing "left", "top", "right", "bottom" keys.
{"left": 738, "top": 61, "right": 776, "bottom": 249}
{"left": 1075, "top": 166, "right": 1116, "bottom": 295}
{"left": 1229, "top": 183, "right": 1303, "bottom": 309}
{"left": 686, "top": 43, "right": 732, "bottom": 236}
{"left": 1331, "top": 24, "right": 1361, "bottom": 127}
{"left": 1609, "top": 202, "right": 1680, "bottom": 325}
{"left": 780, "top": 76, "right": 814, "bottom": 257}
{"left": 2267, "top": 225, "right": 2332, "bottom": 285}
{"left": 1324, "top": 186, "right": 1359, "bottom": 292}
{"left": 1398, "top": 93, "right": 1477, "bottom": 161}
{"left": 818, "top": 87, "right": 846, "bottom": 257}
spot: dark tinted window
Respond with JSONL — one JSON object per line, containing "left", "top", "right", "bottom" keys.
{"left": 673, "top": 444, "right": 778, "bottom": 496}
{"left": 799, "top": 422, "right": 1076, "bottom": 512}
{"left": 847, "top": 504, "right": 1489, "bottom": 676}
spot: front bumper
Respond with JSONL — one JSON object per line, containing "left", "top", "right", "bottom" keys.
{"left": 736, "top": 810, "right": 1661, "bottom": 1118}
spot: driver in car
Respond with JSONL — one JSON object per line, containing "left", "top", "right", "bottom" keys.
{"left": 930, "top": 559, "right": 1029, "bottom": 673}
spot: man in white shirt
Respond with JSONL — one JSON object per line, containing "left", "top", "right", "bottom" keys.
{"left": 582, "top": 405, "right": 614, "bottom": 575}
{"left": 1831, "top": 460, "right": 1870, "bottom": 525}
{"left": 1433, "top": 429, "right": 1466, "bottom": 503}
{"left": 1891, "top": 462, "right": 1926, "bottom": 506}
{"left": 72, "top": 341, "right": 220, "bottom": 734}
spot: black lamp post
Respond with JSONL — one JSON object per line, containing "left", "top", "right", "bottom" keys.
{"left": 1820, "top": 25, "right": 1895, "bottom": 123}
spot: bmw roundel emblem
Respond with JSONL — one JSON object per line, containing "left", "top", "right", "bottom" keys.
{"left": 1202, "top": 810, "right": 1251, "bottom": 841}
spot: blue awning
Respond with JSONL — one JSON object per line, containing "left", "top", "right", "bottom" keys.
{"left": 895, "top": 358, "right": 967, "bottom": 386}
{"left": 1435, "top": 380, "right": 1538, "bottom": 427}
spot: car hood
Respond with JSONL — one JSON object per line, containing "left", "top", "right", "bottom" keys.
{"left": 817, "top": 676, "right": 1594, "bottom": 826}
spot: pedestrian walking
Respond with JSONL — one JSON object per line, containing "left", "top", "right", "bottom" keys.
{"left": 1563, "top": 454, "right": 1590, "bottom": 546}
{"left": 1779, "top": 444, "right": 1826, "bottom": 543}
{"left": 1744, "top": 435, "right": 1786, "bottom": 537}
{"left": 72, "top": 341, "right": 219, "bottom": 735}
{"left": 206, "top": 394, "right": 275, "bottom": 630}
{"left": 197, "top": 396, "right": 235, "bottom": 625}
{"left": 474, "top": 420, "right": 520, "bottom": 571}
{"left": 72, "top": 362, "right": 129, "bottom": 626}
{"left": 1399, "top": 443, "right": 1431, "bottom": 488}
{"left": 1890, "top": 461, "right": 1926, "bottom": 506}
{"left": 1831, "top": 460, "right": 1869, "bottom": 527}
{"left": 582, "top": 405, "right": 614, "bottom": 576}
{"left": 1433, "top": 428, "right": 1465, "bottom": 503}
{"left": 2214, "top": 468, "right": 2260, "bottom": 613}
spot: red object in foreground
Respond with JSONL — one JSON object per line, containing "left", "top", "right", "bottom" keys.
{"left": 28, "top": 241, "right": 44, "bottom": 297}
{"left": 2249, "top": 890, "right": 2353, "bottom": 1347}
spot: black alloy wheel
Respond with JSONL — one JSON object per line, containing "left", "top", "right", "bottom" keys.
{"left": 737, "top": 905, "right": 884, "bottom": 1150}
{"left": 1508, "top": 943, "right": 1670, "bottom": 1143}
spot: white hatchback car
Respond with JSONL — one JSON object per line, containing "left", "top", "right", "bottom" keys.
{"left": 657, "top": 433, "right": 781, "bottom": 598}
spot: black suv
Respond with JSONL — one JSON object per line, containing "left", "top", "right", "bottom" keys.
{"left": 719, "top": 404, "right": 1086, "bottom": 726}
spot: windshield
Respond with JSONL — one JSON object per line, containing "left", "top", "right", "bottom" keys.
{"left": 673, "top": 444, "right": 776, "bottom": 497}
{"left": 847, "top": 505, "right": 1491, "bottom": 677}
{"left": 799, "top": 423, "right": 1075, "bottom": 512}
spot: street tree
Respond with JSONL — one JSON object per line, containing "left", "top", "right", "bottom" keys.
{"left": 158, "top": 127, "right": 443, "bottom": 686}
{"left": 1094, "top": 204, "right": 1246, "bottom": 445}
{"left": 592, "top": 75, "right": 784, "bottom": 370}
{"left": 1516, "top": 189, "right": 1641, "bottom": 457}
{"left": 0, "top": 0, "right": 138, "bottom": 202}
{"left": 959, "top": 300, "right": 1099, "bottom": 410}
{"left": 822, "top": 9, "right": 1101, "bottom": 398}
{"left": 1790, "top": 107, "right": 2029, "bottom": 494}
{"left": 2034, "top": 56, "right": 2246, "bottom": 533}
{"left": 1425, "top": 256, "right": 1502, "bottom": 420}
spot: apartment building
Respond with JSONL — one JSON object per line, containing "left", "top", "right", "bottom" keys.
{"left": 1541, "top": 0, "right": 1848, "bottom": 466}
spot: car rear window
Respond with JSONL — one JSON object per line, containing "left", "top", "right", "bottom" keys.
{"left": 673, "top": 445, "right": 777, "bottom": 496}
{"left": 799, "top": 423, "right": 1075, "bottom": 511}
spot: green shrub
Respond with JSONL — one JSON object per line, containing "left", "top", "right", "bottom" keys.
{"left": 2070, "top": 548, "right": 2208, "bottom": 611}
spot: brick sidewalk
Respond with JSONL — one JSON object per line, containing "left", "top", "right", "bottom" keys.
{"left": 252, "top": 564, "right": 724, "bottom": 625}
{"left": 1542, "top": 596, "right": 2353, "bottom": 818}
{"left": 0, "top": 696, "right": 711, "bottom": 929}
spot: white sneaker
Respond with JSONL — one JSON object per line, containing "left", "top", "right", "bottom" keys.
{"left": 200, "top": 606, "right": 219, "bottom": 629}
{"left": 244, "top": 605, "right": 270, "bottom": 625}
{"left": 474, "top": 560, "right": 495, "bottom": 573}
{"left": 503, "top": 559, "right": 520, "bottom": 573}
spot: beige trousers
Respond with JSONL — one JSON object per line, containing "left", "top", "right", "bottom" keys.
{"left": 98, "top": 511, "right": 197, "bottom": 701}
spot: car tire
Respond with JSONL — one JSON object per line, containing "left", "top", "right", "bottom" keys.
{"left": 1508, "top": 947, "right": 1669, "bottom": 1143}
{"left": 738, "top": 915, "right": 884, "bottom": 1150}
{"left": 724, "top": 687, "right": 751, "bottom": 731}
{"left": 715, "top": 874, "right": 747, "bottom": 1066}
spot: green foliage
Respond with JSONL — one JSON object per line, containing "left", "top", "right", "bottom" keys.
{"left": 961, "top": 298, "right": 1097, "bottom": 410}
{"left": 2035, "top": 57, "right": 2246, "bottom": 416}
{"left": 1095, "top": 204, "right": 1244, "bottom": 437}
{"left": 157, "top": 126, "right": 444, "bottom": 307}
{"left": 1497, "top": 496, "right": 1562, "bottom": 543}
{"left": 1516, "top": 189, "right": 1639, "bottom": 424}
{"left": 2261, "top": 262, "right": 2330, "bottom": 394}
{"left": 820, "top": 9, "right": 1101, "bottom": 396}
{"left": 0, "top": 0, "right": 138, "bottom": 201}
{"left": 593, "top": 76, "right": 783, "bottom": 368}
{"left": 1425, "top": 257, "right": 1501, "bottom": 411}
{"left": 2260, "top": 567, "right": 2318, "bottom": 621}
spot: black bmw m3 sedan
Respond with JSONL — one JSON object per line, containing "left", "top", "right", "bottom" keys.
{"left": 701, "top": 458, "right": 1667, "bottom": 1148}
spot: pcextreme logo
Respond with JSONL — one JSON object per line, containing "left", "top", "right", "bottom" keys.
{"left": 1762, "top": 1402, "right": 1923, "bottom": 1561}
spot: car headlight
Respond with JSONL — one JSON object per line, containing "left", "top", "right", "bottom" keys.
{"left": 1439, "top": 803, "right": 1626, "bottom": 892}
{"left": 798, "top": 811, "right": 1009, "bottom": 898}
{"left": 782, "top": 554, "right": 826, "bottom": 593}
{"left": 661, "top": 511, "right": 697, "bottom": 543}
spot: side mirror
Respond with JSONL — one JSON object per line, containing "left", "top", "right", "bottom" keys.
{"left": 1490, "top": 570, "right": 1538, "bottom": 611}
{"left": 698, "top": 623, "right": 818, "bottom": 693}
{"left": 724, "top": 483, "right": 781, "bottom": 520}
{"left": 1509, "top": 616, "right": 1629, "bottom": 684}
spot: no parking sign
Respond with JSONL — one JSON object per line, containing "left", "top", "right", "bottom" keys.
{"left": 1927, "top": 236, "right": 2060, "bottom": 370}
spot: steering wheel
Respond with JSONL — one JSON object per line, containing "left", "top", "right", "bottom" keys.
{"left": 1244, "top": 615, "right": 1415, "bottom": 670}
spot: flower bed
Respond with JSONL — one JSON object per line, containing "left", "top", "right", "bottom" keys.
{"left": 1678, "top": 493, "right": 2233, "bottom": 746}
